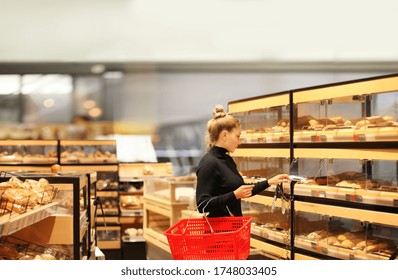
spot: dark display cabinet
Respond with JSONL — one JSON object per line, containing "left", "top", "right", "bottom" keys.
{"left": 0, "top": 171, "right": 92, "bottom": 260}
{"left": 229, "top": 73, "right": 398, "bottom": 260}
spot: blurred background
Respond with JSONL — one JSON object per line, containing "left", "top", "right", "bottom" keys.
{"left": 1, "top": 0, "right": 397, "bottom": 174}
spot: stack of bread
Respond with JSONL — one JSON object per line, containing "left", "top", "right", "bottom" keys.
{"left": 0, "top": 177, "right": 55, "bottom": 214}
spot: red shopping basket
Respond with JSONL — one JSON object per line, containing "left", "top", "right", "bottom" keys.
{"left": 164, "top": 216, "right": 252, "bottom": 260}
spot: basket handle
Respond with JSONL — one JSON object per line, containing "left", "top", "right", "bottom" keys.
{"left": 182, "top": 198, "right": 216, "bottom": 234}
{"left": 183, "top": 198, "right": 235, "bottom": 234}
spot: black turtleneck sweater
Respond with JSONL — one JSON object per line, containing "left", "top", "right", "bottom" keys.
{"left": 196, "top": 146, "right": 270, "bottom": 217}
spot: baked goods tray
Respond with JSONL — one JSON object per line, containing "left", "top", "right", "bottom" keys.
{"left": 295, "top": 236, "right": 390, "bottom": 260}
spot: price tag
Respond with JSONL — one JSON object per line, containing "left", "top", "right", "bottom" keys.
{"left": 257, "top": 137, "right": 265, "bottom": 143}
{"left": 311, "top": 190, "right": 326, "bottom": 198}
{"left": 345, "top": 194, "right": 356, "bottom": 202}
{"left": 260, "top": 231, "right": 269, "bottom": 239}
{"left": 353, "top": 134, "right": 366, "bottom": 142}
{"left": 321, "top": 247, "right": 328, "bottom": 255}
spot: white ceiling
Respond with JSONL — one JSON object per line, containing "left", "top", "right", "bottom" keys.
{"left": 1, "top": 0, "right": 398, "bottom": 67}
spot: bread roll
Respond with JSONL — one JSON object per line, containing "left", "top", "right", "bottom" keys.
{"left": 341, "top": 239, "right": 355, "bottom": 249}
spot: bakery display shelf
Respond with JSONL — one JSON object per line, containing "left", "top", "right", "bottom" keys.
{"left": 229, "top": 73, "right": 398, "bottom": 260}
{"left": 144, "top": 176, "right": 196, "bottom": 205}
{"left": 0, "top": 140, "right": 58, "bottom": 165}
{"left": 251, "top": 225, "right": 289, "bottom": 245}
{"left": 295, "top": 237, "right": 390, "bottom": 260}
{"left": 232, "top": 147, "right": 290, "bottom": 158}
{"left": 144, "top": 197, "right": 188, "bottom": 224}
{"left": 228, "top": 92, "right": 290, "bottom": 114}
{"left": 240, "top": 132, "right": 290, "bottom": 144}
{"left": 118, "top": 162, "right": 174, "bottom": 180}
{"left": 120, "top": 209, "right": 143, "bottom": 217}
{"left": 60, "top": 140, "right": 117, "bottom": 165}
{"left": 293, "top": 74, "right": 398, "bottom": 104}
{"left": 250, "top": 237, "right": 290, "bottom": 260}
{"left": 0, "top": 202, "right": 58, "bottom": 236}
{"left": 96, "top": 225, "right": 121, "bottom": 249}
{"left": 294, "top": 184, "right": 398, "bottom": 208}
{"left": 294, "top": 126, "right": 398, "bottom": 143}
{"left": 294, "top": 253, "right": 321, "bottom": 260}
{"left": 0, "top": 235, "right": 71, "bottom": 260}
{"left": 294, "top": 148, "right": 398, "bottom": 161}
{"left": 143, "top": 227, "right": 171, "bottom": 253}
{"left": 295, "top": 201, "right": 398, "bottom": 227}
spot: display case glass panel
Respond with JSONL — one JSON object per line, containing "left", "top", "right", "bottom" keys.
{"left": 293, "top": 76, "right": 398, "bottom": 143}
{"left": 234, "top": 156, "right": 291, "bottom": 183}
{"left": 228, "top": 93, "right": 290, "bottom": 144}
{"left": 0, "top": 140, "right": 58, "bottom": 164}
{"left": 292, "top": 156, "right": 398, "bottom": 207}
{"left": 295, "top": 211, "right": 398, "bottom": 260}
{"left": 96, "top": 191, "right": 119, "bottom": 216}
{"left": 96, "top": 171, "right": 119, "bottom": 191}
{"left": 96, "top": 225, "right": 121, "bottom": 249}
{"left": 242, "top": 199, "right": 291, "bottom": 245}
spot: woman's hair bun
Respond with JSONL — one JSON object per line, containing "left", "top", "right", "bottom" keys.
{"left": 212, "top": 104, "right": 226, "bottom": 119}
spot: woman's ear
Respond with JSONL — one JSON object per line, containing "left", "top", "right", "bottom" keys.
{"left": 221, "top": 130, "right": 228, "bottom": 141}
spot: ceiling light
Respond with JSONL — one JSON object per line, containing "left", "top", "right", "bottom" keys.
{"left": 91, "top": 64, "right": 105, "bottom": 74}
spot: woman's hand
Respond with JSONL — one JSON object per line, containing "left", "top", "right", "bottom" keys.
{"left": 234, "top": 184, "right": 255, "bottom": 199}
{"left": 267, "top": 174, "right": 290, "bottom": 186}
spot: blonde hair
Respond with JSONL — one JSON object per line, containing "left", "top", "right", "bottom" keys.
{"left": 206, "top": 105, "right": 240, "bottom": 148}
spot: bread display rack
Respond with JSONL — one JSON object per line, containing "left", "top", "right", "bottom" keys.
{"left": 119, "top": 162, "right": 173, "bottom": 257}
{"left": 0, "top": 171, "right": 92, "bottom": 260}
{"left": 59, "top": 140, "right": 119, "bottom": 259}
{"left": 229, "top": 73, "right": 398, "bottom": 260}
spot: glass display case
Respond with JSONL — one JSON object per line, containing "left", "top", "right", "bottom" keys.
{"left": 242, "top": 195, "right": 291, "bottom": 259}
{"left": 96, "top": 225, "right": 121, "bottom": 250}
{"left": 292, "top": 155, "right": 398, "bottom": 208}
{"left": 294, "top": 210, "right": 398, "bottom": 260}
{"left": 0, "top": 171, "right": 91, "bottom": 260}
{"left": 228, "top": 73, "right": 398, "bottom": 260}
{"left": 233, "top": 153, "right": 291, "bottom": 182}
{"left": 60, "top": 140, "right": 117, "bottom": 164}
{"left": 229, "top": 92, "right": 290, "bottom": 144}
{"left": 144, "top": 176, "right": 196, "bottom": 204}
{"left": 0, "top": 140, "right": 58, "bottom": 164}
{"left": 293, "top": 75, "right": 398, "bottom": 143}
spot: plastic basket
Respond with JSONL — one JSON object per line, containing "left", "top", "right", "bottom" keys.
{"left": 164, "top": 216, "right": 252, "bottom": 260}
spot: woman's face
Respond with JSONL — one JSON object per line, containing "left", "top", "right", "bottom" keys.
{"left": 223, "top": 127, "right": 241, "bottom": 153}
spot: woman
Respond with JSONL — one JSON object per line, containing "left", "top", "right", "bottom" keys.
{"left": 196, "top": 105, "right": 289, "bottom": 217}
